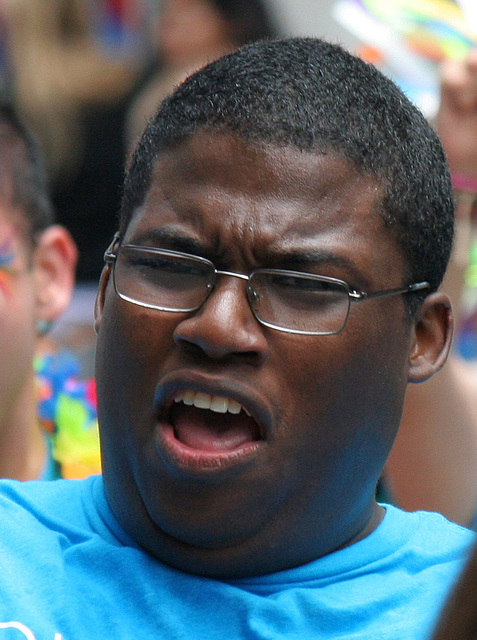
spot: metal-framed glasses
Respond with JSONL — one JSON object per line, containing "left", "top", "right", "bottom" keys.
{"left": 104, "top": 235, "right": 430, "bottom": 336}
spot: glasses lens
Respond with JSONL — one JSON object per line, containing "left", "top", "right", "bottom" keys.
{"left": 114, "top": 246, "right": 214, "bottom": 312}
{"left": 249, "top": 270, "right": 350, "bottom": 334}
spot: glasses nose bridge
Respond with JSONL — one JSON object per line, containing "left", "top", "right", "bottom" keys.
{"left": 205, "top": 267, "right": 255, "bottom": 311}
{"left": 214, "top": 268, "right": 250, "bottom": 284}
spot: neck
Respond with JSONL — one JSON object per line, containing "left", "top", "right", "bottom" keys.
{"left": 0, "top": 371, "right": 47, "bottom": 480}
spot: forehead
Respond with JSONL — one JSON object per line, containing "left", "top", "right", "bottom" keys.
{"left": 0, "top": 201, "right": 31, "bottom": 245}
{"left": 126, "top": 131, "right": 404, "bottom": 281}
{"left": 0, "top": 205, "right": 27, "bottom": 240}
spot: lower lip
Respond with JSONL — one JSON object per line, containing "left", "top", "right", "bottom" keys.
{"left": 155, "top": 421, "right": 262, "bottom": 476}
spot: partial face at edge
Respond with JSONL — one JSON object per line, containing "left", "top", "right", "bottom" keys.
{"left": 0, "top": 209, "right": 38, "bottom": 426}
{"left": 95, "top": 131, "right": 420, "bottom": 577}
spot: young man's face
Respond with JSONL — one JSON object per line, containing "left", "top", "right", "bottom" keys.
{"left": 95, "top": 131, "right": 421, "bottom": 578}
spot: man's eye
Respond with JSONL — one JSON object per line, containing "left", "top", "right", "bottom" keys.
{"left": 272, "top": 274, "right": 341, "bottom": 292}
{"left": 137, "top": 257, "right": 186, "bottom": 272}
{"left": 125, "top": 252, "right": 202, "bottom": 276}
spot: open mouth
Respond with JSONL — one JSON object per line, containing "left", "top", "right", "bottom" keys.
{"left": 155, "top": 387, "right": 263, "bottom": 474}
{"left": 170, "top": 390, "right": 261, "bottom": 452}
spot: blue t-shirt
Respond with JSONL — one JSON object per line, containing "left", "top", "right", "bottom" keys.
{"left": 0, "top": 475, "right": 473, "bottom": 640}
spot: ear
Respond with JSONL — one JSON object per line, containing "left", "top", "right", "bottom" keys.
{"left": 33, "top": 225, "right": 78, "bottom": 329}
{"left": 408, "top": 292, "right": 453, "bottom": 383}
{"left": 93, "top": 265, "right": 111, "bottom": 336}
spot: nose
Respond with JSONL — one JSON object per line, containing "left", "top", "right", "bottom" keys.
{"left": 173, "top": 274, "right": 268, "bottom": 362}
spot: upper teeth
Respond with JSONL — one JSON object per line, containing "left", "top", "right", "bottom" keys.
{"left": 174, "top": 390, "right": 251, "bottom": 415}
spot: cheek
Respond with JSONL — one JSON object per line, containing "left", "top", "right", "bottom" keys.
{"left": 95, "top": 296, "right": 179, "bottom": 438}
{"left": 99, "top": 296, "right": 177, "bottom": 371}
{"left": 268, "top": 326, "right": 410, "bottom": 504}
{"left": 0, "top": 270, "right": 16, "bottom": 300}
{"left": 274, "top": 319, "right": 410, "bottom": 440}
{"left": 0, "top": 295, "right": 37, "bottom": 396}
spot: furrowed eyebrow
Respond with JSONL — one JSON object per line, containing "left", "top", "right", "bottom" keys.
{"left": 272, "top": 249, "right": 366, "bottom": 281}
{"left": 126, "top": 230, "right": 368, "bottom": 285}
{"left": 127, "top": 228, "right": 209, "bottom": 257}
{"left": 273, "top": 249, "right": 369, "bottom": 287}
{"left": 276, "top": 249, "right": 352, "bottom": 270}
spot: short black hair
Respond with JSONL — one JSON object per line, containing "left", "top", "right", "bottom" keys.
{"left": 121, "top": 37, "right": 454, "bottom": 306}
{"left": 0, "top": 102, "right": 54, "bottom": 240}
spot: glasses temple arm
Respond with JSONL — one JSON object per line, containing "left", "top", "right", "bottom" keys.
{"left": 104, "top": 232, "right": 122, "bottom": 263}
{"left": 350, "top": 281, "right": 430, "bottom": 301}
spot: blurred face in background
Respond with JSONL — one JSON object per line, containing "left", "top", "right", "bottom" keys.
{"left": 0, "top": 208, "right": 38, "bottom": 426}
{"left": 157, "top": 0, "right": 233, "bottom": 64}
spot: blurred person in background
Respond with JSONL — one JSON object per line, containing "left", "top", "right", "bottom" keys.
{"left": 0, "top": 101, "right": 100, "bottom": 481}
{"left": 126, "top": 0, "right": 279, "bottom": 152}
{"left": 386, "top": 48, "right": 477, "bottom": 529}
{"left": 1, "top": 0, "right": 151, "bottom": 281}
{"left": 430, "top": 535, "right": 477, "bottom": 639}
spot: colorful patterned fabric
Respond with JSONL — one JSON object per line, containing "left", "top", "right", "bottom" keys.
{"left": 34, "top": 350, "right": 101, "bottom": 479}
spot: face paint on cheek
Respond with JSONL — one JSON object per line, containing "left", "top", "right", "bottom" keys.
{"left": 0, "top": 237, "right": 18, "bottom": 298}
